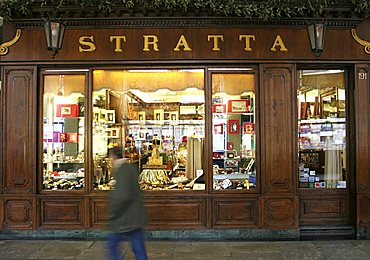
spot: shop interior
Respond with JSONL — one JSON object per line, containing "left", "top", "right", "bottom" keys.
{"left": 42, "top": 68, "right": 347, "bottom": 191}
{"left": 42, "top": 68, "right": 257, "bottom": 191}
{"left": 297, "top": 69, "right": 347, "bottom": 189}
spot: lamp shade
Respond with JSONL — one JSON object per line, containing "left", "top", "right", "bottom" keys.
{"left": 44, "top": 19, "right": 66, "bottom": 52}
{"left": 307, "top": 21, "right": 326, "bottom": 57}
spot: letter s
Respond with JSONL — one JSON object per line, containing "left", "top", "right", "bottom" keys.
{"left": 79, "top": 36, "right": 96, "bottom": 52}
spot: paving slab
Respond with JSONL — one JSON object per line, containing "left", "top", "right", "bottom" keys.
{"left": 228, "top": 241, "right": 283, "bottom": 253}
{"left": 231, "top": 251, "right": 287, "bottom": 260}
{"left": 189, "top": 242, "right": 231, "bottom": 256}
{"left": 352, "top": 240, "right": 370, "bottom": 255}
{"left": 0, "top": 239, "right": 368, "bottom": 260}
{"left": 31, "top": 241, "right": 94, "bottom": 260}
{"left": 318, "top": 246, "right": 370, "bottom": 260}
{"left": 75, "top": 241, "right": 107, "bottom": 260}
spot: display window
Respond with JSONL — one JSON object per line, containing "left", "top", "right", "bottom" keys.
{"left": 92, "top": 69, "right": 205, "bottom": 191}
{"left": 42, "top": 74, "right": 86, "bottom": 190}
{"left": 297, "top": 69, "right": 347, "bottom": 189}
{"left": 211, "top": 71, "right": 257, "bottom": 190}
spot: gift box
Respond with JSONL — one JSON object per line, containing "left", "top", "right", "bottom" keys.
{"left": 56, "top": 104, "right": 79, "bottom": 117}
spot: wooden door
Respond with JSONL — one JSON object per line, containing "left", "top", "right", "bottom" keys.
{"left": 1, "top": 66, "right": 37, "bottom": 229}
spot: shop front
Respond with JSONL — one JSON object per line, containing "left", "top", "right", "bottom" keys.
{"left": 0, "top": 16, "right": 369, "bottom": 239}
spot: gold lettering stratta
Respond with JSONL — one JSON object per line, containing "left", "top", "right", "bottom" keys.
{"left": 143, "top": 35, "right": 159, "bottom": 51}
{"left": 270, "top": 35, "right": 288, "bottom": 52}
{"left": 239, "top": 35, "right": 256, "bottom": 51}
{"left": 79, "top": 36, "right": 96, "bottom": 52}
{"left": 77, "top": 34, "right": 289, "bottom": 54}
{"left": 208, "top": 35, "right": 224, "bottom": 51}
{"left": 174, "top": 35, "right": 192, "bottom": 51}
{"left": 110, "top": 36, "right": 126, "bottom": 52}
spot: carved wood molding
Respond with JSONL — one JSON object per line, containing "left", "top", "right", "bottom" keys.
{"left": 40, "top": 199, "right": 86, "bottom": 228}
{"left": 359, "top": 195, "right": 370, "bottom": 226}
{"left": 3, "top": 68, "right": 35, "bottom": 194}
{"left": 261, "top": 196, "right": 297, "bottom": 228}
{"left": 13, "top": 17, "right": 361, "bottom": 29}
{"left": 3, "top": 199, "right": 33, "bottom": 229}
{"left": 262, "top": 65, "right": 295, "bottom": 194}
{"left": 212, "top": 198, "right": 258, "bottom": 227}
{"left": 360, "top": 185, "right": 370, "bottom": 191}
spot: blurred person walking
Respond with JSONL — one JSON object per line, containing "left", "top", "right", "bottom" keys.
{"left": 106, "top": 146, "right": 148, "bottom": 260}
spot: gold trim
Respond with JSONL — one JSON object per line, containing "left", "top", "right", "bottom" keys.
{"left": 351, "top": 28, "right": 370, "bottom": 54}
{"left": 0, "top": 29, "right": 22, "bottom": 56}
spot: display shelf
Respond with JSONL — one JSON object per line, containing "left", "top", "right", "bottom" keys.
{"left": 299, "top": 118, "right": 345, "bottom": 124}
{"left": 213, "top": 173, "right": 250, "bottom": 180}
{"left": 125, "top": 119, "right": 205, "bottom": 126}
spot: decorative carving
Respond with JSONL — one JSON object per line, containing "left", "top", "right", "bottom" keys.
{"left": 360, "top": 184, "right": 370, "bottom": 190}
{"left": 3, "top": 199, "right": 33, "bottom": 229}
{"left": 262, "top": 197, "right": 297, "bottom": 228}
{"left": 351, "top": 29, "right": 370, "bottom": 54}
{"left": 272, "top": 178, "right": 288, "bottom": 185}
{"left": 13, "top": 18, "right": 360, "bottom": 30}
{"left": 0, "top": 29, "right": 22, "bottom": 56}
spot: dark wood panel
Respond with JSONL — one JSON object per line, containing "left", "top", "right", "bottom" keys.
{"left": 3, "top": 198, "right": 35, "bottom": 229}
{"left": 261, "top": 64, "right": 296, "bottom": 193}
{"left": 145, "top": 198, "right": 207, "bottom": 229}
{"left": 0, "top": 67, "right": 2, "bottom": 194}
{"left": 358, "top": 193, "right": 370, "bottom": 227}
{"left": 212, "top": 197, "right": 258, "bottom": 228}
{"left": 300, "top": 194, "right": 349, "bottom": 225}
{"left": 261, "top": 195, "right": 298, "bottom": 228}
{"left": 303, "top": 200, "right": 342, "bottom": 214}
{"left": 90, "top": 199, "right": 108, "bottom": 229}
{"left": 2, "top": 28, "right": 369, "bottom": 62}
{"left": 39, "top": 198, "right": 85, "bottom": 228}
{"left": 0, "top": 199, "right": 3, "bottom": 230}
{"left": 3, "top": 67, "right": 36, "bottom": 194}
{"left": 355, "top": 65, "right": 370, "bottom": 192}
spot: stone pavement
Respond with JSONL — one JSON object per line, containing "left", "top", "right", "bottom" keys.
{"left": 0, "top": 239, "right": 369, "bottom": 260}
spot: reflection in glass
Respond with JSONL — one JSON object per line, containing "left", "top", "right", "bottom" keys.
{"left": 42, "top": 74, "right": 85, "bottom": 190}
{"left": 211, "top": 73, "right": 256, "bottom": 190}
{"left": 297, "top": 70, "right": 346, "bottom": 189}
{"left": 92, "top": 69, "right": 205, "bottom": 191}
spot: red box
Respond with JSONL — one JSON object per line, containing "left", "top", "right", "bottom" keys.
{"left": 59, "top": 133, "right": 67, "bottom": 142}
{"left": 228, "top": 100, "right": 249, "bottom": 113}
{"left": 213, "top": 124, "right": 224, "bottom": 134}
{"left": 243, "top": 123, "right": 254, "bottom": 134}
{"left": 212, "top": 104, "right": 226, "bottom": 113}
{"left": 228, "top": 119, "right": 240, "bottom": 134}
{"left": 67, "top": 133, "right": 78, "bottom": 142}
{"left": 56, "top": 104, "right": 79, "bottom": 117}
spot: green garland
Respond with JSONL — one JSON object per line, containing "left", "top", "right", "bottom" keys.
{"left": 0, "top": 0, "right": 369, "bottom": 20}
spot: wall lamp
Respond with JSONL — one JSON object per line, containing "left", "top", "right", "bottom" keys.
{"left": 307, "top": 20, "right": 326, "bottom": 57}
{"left": 44, "top": 17, "right": 66, "bottom": 58}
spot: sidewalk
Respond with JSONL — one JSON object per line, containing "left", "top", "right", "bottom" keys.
{"left": 0, "top": 239, "right": 369, "bottom": 260}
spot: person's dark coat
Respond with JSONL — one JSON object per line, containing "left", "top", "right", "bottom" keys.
{"left": 107, "top": 159, "right": 147, "bottom": 232}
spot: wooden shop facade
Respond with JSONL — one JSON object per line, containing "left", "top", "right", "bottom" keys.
{"left": 0, "top": 13, "right": 369, "bottom": 239}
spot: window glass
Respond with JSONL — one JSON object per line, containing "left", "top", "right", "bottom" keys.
{"left": 92, "top": 69, "right": 205, "bottom": 191}
{"left": 211, "top": 72, "right": 256, "bottom": 190}
{"left": 297, "top": 70, "right": 346, "bottom": 189}
{"left": 42, "top": 74, "right": 85, "bottom": 190}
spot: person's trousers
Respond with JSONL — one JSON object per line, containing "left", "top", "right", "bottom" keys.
{"left": 106, "top": 228, "right": 148, "bottom": 260}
